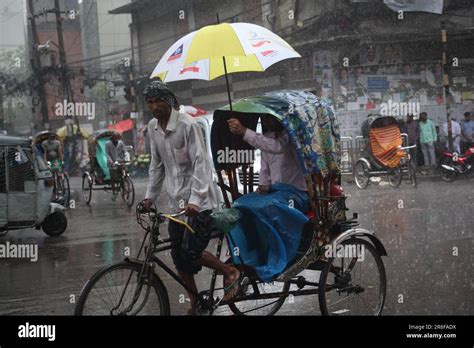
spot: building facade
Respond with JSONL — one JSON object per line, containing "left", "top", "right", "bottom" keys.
{"left": 110, "top": 0, "right": 474, "bottom": 137}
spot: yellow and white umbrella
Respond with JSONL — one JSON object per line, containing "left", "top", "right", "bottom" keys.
{"left": 150, "top": 22, "right": 301, "bottom": 83}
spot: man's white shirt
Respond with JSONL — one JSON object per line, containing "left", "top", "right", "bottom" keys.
{"left": 145, "top": 109, "right": 219, "bottom": 211}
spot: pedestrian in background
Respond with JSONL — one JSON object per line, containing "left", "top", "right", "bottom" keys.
{"left": 460, "top": 112, "right": 474, "bottom": 153}
{"left": 442, "top": 114, "right": 461, "bottom": 154}
{"left": 419, "top": 112, "right": 437, "bottom": 173}
{"left": 402, "top": 114, "right": 419, "bottom": 167}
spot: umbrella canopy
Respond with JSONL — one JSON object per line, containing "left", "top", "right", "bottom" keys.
{"left": 56, "top": 125, "right": 91, "bottom": 141}
{"left": 150, "top": 22, "right": 300, "bottom": 82}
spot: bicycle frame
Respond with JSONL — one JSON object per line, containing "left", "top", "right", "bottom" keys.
{"left": 138, "top": 228, "right": 227, "bottom": 307}
{"left": 127, "top": 222, "right": 339, "bottom": 312}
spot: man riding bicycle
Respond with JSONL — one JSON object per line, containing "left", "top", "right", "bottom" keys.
{"left": 105, "top": 132, "right": 127, "bottom": 201}
{"left": 141, "top": 80, "right": 241, "bottom": 314}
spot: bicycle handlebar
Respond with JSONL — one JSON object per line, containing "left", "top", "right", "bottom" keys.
{"left": 136, "top": 201, "right": 194, "bottom": 233}
{"left": 399, "top": 145, "right": 417, "bottom": 150}
{"left": 145, "top": 209, "right": 186, "bottom": 219}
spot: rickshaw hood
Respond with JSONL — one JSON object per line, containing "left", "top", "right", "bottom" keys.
{"left": 217, "top": 90, "right": 341, "bottom": 176}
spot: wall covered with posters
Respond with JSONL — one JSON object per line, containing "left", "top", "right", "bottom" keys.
{"left": 310, "top": 40, "right": 474, "bottom": 138}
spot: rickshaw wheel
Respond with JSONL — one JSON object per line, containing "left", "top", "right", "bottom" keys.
{"left": 318, "top": 238, "right": 386, "bottom": 316}
{"left": 387, "top": 166, "right": 402, "bottom": 187}
{"left": 74, "top": 261, "right": 170, "bottom": 316}
{"left": 120, "top": 176, "right": 135, "bottom": 208}
{"left": 42, "top": 212, "right": 67, "bottom": 237}
{"left": 226, "top": 263, "right": 291, "bottom": 316}
{"left": 82, "top": 175, "right": 93, "bottom": 204}
{"left": 354, "top": 160, "right": 370, "bottom": 189}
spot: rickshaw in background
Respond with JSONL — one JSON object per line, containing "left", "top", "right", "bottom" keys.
{"left": 33, "top": 130, "right": 70, "bottom": 206}
{"left": 82, "top": 130, "right": 135, "bottom": 208}
{"left": 354, "top": 115, "right": 417, "bottom": 189}
{"left": 0, "top": 135, "right": 67, "bottom": 237}
{"left": 75, "top": 90, "right": 387, "bottom": 316}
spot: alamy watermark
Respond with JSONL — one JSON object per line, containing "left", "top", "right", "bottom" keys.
{"left": 55, "top": 99, "right": 95, "bottom": 120}
{"left": 18, "top": 322, "right": 55, "bottom": 341}
{"left": 324, "top": 242, "right": 365, "bottom": 261}
{"left": 380, "top": 99, "right": 420, "bottom": 117}
{"left": 0, "top": 241, "right": 38, "bottom": 262}
{"left": 216, "top": 147, "right": 255, "bottom": 165}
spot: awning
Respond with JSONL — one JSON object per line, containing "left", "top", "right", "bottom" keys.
{"left": 107, "top": 118, "right": 134, "bottom": 133}
{"left": 108, "top": 0, "right": 149, "bottom": 14}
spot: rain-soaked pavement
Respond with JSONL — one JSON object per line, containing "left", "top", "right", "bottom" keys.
{"left": 0, "top": 175, "right": 472, "bottom": 315}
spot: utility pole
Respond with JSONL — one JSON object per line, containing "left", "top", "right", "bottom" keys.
{"left": 0, "top": 89, "right": 4, "bottom": 131}
{"left": 27, "top": 0, "right": 49, "bottom": 130}
{"left": 54, "top": 0, "right": 80, "bottom": 174}
{"left": 129, "top": 21, "right": 138, "bottom": 150}
{"left": 441, "top": 21, "right": 453, "bottom": 152}
{"left": 54, "top": 0, "right": 74, "bottom": 105}
{"left": 128, "top": 62, "right": 138, "bottom": 147}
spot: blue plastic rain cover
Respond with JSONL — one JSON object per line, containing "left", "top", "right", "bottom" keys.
{"left": 228, "top": 183, "right": 310, "bottom": 282}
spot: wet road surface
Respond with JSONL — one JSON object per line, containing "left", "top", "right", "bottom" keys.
{"left": 0, "top": 175, "right": 472, "bottom": 315}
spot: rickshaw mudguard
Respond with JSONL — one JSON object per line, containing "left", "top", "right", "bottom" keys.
{"left": 356, "top": 157, "right": 372, "bottom": 171}
{"left": 49, "top": 202, "right": 66, "bottom": 214}
{"left": 331, "top": 228, "right": 387, "bottom": 257}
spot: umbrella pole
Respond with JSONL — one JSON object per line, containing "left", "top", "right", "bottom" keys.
{"left": 222, "top": 56, "right": 233, "bottom": 111}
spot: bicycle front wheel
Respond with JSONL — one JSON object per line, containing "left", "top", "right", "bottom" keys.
{"left": 120, "top": 176, "right": 135, "bottom": 208}
{"left": 75, "top": 261, "right": 170, "bottom": 316}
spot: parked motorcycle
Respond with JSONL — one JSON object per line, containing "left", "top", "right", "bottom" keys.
{"left": 439, "top": 146, "right": 474, "bottom": 182}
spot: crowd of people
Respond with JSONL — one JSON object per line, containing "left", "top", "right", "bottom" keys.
{"left": 402, "top": 111, "right": 474, "bottom": 174}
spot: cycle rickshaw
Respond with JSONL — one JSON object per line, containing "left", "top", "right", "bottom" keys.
{"left": 33, "top": 130, "right": 70, "bottom": 206}
{"left": 75, "top": 90, "right": 387, "bottom": 316}
{"left": 354, "top": 115, "right": 417, "bottom": 189}
{"left": 82, "top": 130, "right": 135, "bottom": 208}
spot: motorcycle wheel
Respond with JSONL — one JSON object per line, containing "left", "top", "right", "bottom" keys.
{"left": 439, "top": 160, "right": 457, "bottom": 182}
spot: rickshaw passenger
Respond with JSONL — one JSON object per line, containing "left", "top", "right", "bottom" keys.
{"left": 227, "top": 115, "right": 306, "bottom": 192}
{"left": 227, "top": 116, "right": 310, "bottom": 282}
{"left": 106, "top": 132, "right": 126, "bottom": 201}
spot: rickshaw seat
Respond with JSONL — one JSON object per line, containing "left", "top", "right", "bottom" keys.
{"left": 211, "top": 111, "right": 261, "bottom": 203}
{"left": 210, "top": 110, "right": 259, "bottom": 171}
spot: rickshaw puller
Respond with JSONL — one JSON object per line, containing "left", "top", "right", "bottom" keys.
{"left": 141, "top": 80, "right": 241, "bottom": 313}
{"left": 105, "top": 132, "right": 126, "bottom": 201}
{"left": 42, "top": 132, "right": 64, "bottom": 174}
